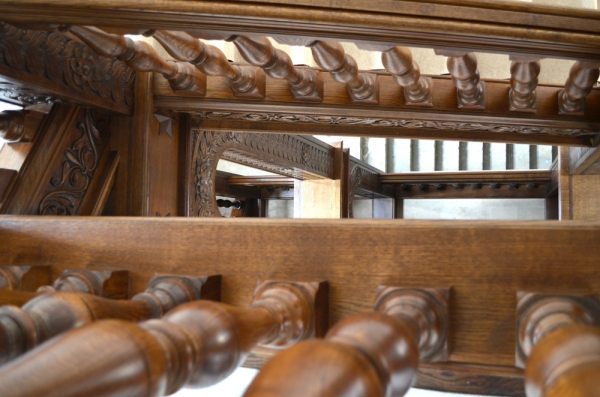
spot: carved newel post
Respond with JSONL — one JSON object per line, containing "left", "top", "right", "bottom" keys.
{"left": 244, "top": 286, "right": 449, "bottom": 397}
{"left": 0, "top": 280, "right": 327, "bottom": 397}
{"left": 0, "top": 275, "right": 219, "bottom": 365}
{"left": 516, "top": 292, "right": 600, "bottom": 397}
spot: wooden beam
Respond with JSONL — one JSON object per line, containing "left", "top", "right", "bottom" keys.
{"left": 1, "top": 216, "right": 600, "bottom": 396}
{"left": 2, "top": 1, "right": 600, "bottom": 61}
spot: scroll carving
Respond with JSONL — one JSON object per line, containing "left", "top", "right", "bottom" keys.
{"left": 195, "top": 111, "right": 595, "bottom": 137}
{"left": 38, "top": 110, "right": 110, "bottom": 215}
{"left": 0, "top": 22, "right": 134, "bottom": 109}
{"left": 190, "top": 129, "right": 335, "bottom": 217}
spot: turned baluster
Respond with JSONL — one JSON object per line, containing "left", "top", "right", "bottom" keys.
{"left": 146, "top": 30, "right": 265, "bottom": 98}
{"left": 227, "top": 35, "right": 323, "bottom": 101}
{"left": 0, "top": 266, "right": 50, "bottom": 291}
{"left": 516, "top": 292, "right": 600, "bottom": 397}
{"left": 436, "top": 50, "right": 484, "bottom": 109}
{"left": 558, "top": 61, "right": 600, "bottom": 115}
{"left": 244, "top": 286, "right": 449, "bottom": 397}
{"left": 381, "top": 46, "right": 432, "bottom": 106}
{"left": 0, "top": 274, "right": 220, "bottom": 365}
{"left": 63, "top": 26, "right": 206, "bottom": 95}
{"left": 309, "top": 40, "right": 378, "bottom": 103}
{"left": 0, "top": 111, "right": 25, "bottom": 142}
{"left": 509, "top": 56, "right": 541, "bottom": 112}
{"left": 0, "top": 280, "right": 326, "bottom": 397}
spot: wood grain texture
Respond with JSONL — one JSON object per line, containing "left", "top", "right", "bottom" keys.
{"left": 2, "top": 1, "right": 600, "bottom": 61}
{"left": 0, "top": 169, "right": 15, "bottom": 203}
{"left": 0, "top": 265, "right": 50, "bottom": 291}
{"left": 571, "top": 174, "right": 600, "bottom": 221}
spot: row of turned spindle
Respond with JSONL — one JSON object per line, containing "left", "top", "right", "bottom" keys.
{"left": 0, "top": 264, "right": 599, "bottom": 397}
{"left": 55, "top": 25, "right": 599, "bottom": 115}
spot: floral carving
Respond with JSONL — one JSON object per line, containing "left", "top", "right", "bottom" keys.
{"left": 38, "top": 111, "right": 110, "bottom": 215}
{"left": 190, "top": 130, "right": 336, "bottom": 217}
{"left": 196, "top": 111, "right": 596, "bottom": 138}
{"left": 0, "top": 22, "right": 134, "bottom": 109}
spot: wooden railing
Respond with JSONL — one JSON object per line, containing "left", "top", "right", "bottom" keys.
{"left": 0, "top": 279, "right": 326, "bottom": 397}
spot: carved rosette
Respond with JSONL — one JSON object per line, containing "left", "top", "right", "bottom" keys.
{"left": 0, "top": 22, "right": 135, "bottom": 108}
{"left": 38, "top": 111, "right": 111, "bottom": 215}
{"left": 190, "top": 129, "right": 335, "bottom": 217}
{"left": 196, "top": 111, "right": 595, "bottom": 137}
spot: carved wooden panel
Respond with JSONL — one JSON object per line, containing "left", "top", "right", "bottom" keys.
{"left": 188, "top": 126, "right": 335, "bottom": 217}
{"left": 0, "top": 104, "right": 112, "bottom": 215}
{"left": 0, "top": 22, "right": 135, "bottom": 114}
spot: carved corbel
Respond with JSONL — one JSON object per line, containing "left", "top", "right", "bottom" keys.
{"left": 435, "top": 50, "right": 484, "bottom": 109}
{"left": 64, "top": 26, "right": 206, "bottom": 95}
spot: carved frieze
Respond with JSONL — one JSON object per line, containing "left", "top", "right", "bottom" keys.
{"left": 38, "top": 110, "right": 111, "bottom": 215}
{"left": 196, "top": 111, "right": 596, "bottom": 137}
{"left": 0, "top": 22, "right": 135, "bottom": 111}
{"left": 189, "top": 129, "right": 335, "bottom": 217}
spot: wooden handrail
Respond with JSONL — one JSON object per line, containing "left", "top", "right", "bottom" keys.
{"left": 147, "top": 30, "right": 265, "bottom": 98}
{"left": 0, "top": 275, "right": 219, "bottom": 365}
{"left": 244, "top": 286, "right": 448, "bottom": 397}
{"left": 380, "top": 170, "right": 552, "bottom": 184}
{"left": 0, "top": 280, "right": 326, "bottom": 397}
{"left": 64, "top": 26, "right": 206, "bottom": 95}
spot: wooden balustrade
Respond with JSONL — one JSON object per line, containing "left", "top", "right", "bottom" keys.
{"left": 244, "top": 286, "right": 448, "bottom": 397}
{"left": 308, "top": 40, "right": 378, "bottom": 103}
{"left": 0, "top": 111, "right": 25, "bottom": 142}
{"left": 0, "top": 266, "right": 50, "bottom": 291}
{"left": 516, "top": 292, "right": 600, "bottom": 397}
{"left": 0, "top": 274, "right": 219, "bottom": 366}
{"left": 383, "top": 46, "right": 432, "bottom": 106}
{"left": 435, "top": 50, "right": 484, "bottom": 109}
{"left": 509, "top": 56, "right": 541, "bottom": 112}
{"left": 146, "top": 30, "right": 265, "bottom": 98}
{"left": 63, "top": 26, "right": 206, "bottom": 95}
{"left": 558, "top": 61, "right": 600, "bottom": 115}
{"left": 0, "top": 280, "right": 326, "bottom": 397}
{"left": 227, "top": 35, "right": 323, "bottom": 101}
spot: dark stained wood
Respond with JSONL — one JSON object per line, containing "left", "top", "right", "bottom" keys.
{"left": 78, "top": 151, "right": 120, "bottom": 216}
{"left": 436, "top": 51, "right": 484, "bottom": 109}
{"left": 149, "top": 30, "right": 265, "bottom": 98}
{"left": 66, "top": 25, "right": 206, "bottom": 95}
{"left": 3, "top": 1, "right": 600, "bottom": 62}
{"left": 395, "top": 184, "right": 546, "bottom": 199}
{"left": 0, "top": 266, "right": 50, "bottom": 291}
{"left": 229, "top": 175, "right": 295, "bottom": 187}
{"left": 380, "top": 46, "right": 432, "bottom": 106}
{"left": 0, "top": 22, "right": 134, "bottom": 115}
{"left": 0, "top": 279, "right": 325, "bottom": 397}
{"left": 0, "top": 289, "right": 40, "bottom": 307}
{"left": 570, "top": 145, "right": 600, "bottom": 175}
{"left": 381, "top": 170, "right": 551, "bottom": 184}
{"left": 525, "top": 325, "right": 600, "bottom": 397}
{"left": 0, "top": 169, "right": 16, "bottom": 203}
{"left": 0, "top": 110, "right": 25, "bottom": 142}
{"left": 164, "top": 74, "right": 600, "bottom": 147}
{"left": 0, "top": 274, "right": 219, "bottom": 365}
{"left": 39, "top": 269, "right": 129, "bottom": 299}
{"left": 129, "top": 72, "right": 152, "bottom": 216}
{"left": 558, "top": 61, "right": 600, "bottom": 115}
{"left": 558, "top": 147, "right": 572, "bottom": 220}
{"left": 244, "top": 286, "right": 448, "bottom": 397}
{"left": 509, "top": 57, "right": 541, "bottom": 113}
{"left": 228, "top": 35, "right": 322, "bottom": 101}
